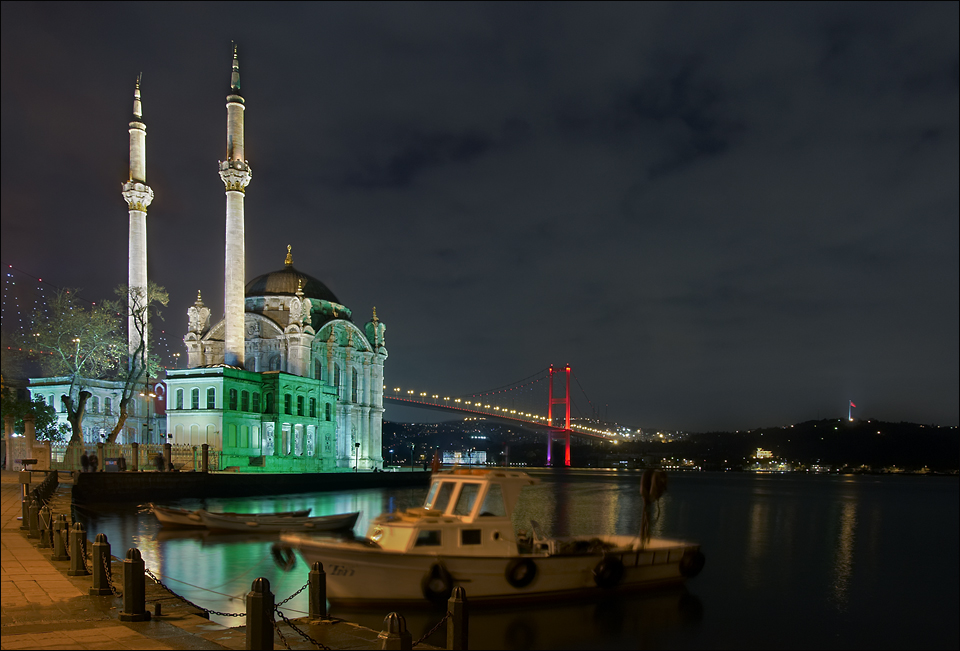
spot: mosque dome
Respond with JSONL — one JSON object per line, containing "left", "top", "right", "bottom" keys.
{"left": 244, "top": 246, "right": 341, "bottom": 303}
{"left": 245, "top": 265, "right": 340, "bottom": 303}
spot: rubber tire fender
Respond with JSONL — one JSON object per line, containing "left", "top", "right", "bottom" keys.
{"left": 422, "top": 563, "right": 454, "bottom": 603}
{"left": 270, "top": 544, "right": 296, "bottom": 572}
{"left": 593, "top": 556, "right": 625, "bottom": 589}
{"left": 505, "top": 558, "right": 538, "bottom": 589}
{"left": 679, "top": 549, "right": 706, "bottom": 578}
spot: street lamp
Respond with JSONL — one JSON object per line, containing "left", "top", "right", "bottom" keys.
{"left": 354, "top": 442, "right": 361, "bottom": 473}
{"left": 138, "top": 385, "right": 156, "bottom": 444}
{"left": 410, "top": 442, "right": 416, "bottom": 472}
{"left": 172, "top": 352, "right": 180, "bottom": 368}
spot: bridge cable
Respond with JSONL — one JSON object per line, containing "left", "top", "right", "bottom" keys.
{"left": 458, "top": 368, "right": 550, "bottom": 399}
{"left": 572, "top": 371, "right": 597, "bottom": 419}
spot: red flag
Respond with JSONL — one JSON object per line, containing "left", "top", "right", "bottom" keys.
{"left": 850, "top": 401, "right": 856, "bottom": 408}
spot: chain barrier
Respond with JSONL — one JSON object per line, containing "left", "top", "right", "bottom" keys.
{"left": 276, "top": 581, "right": 309, "bottom": 608}
{"left": 412, "top": 610, "right": 452, "bottom": 648}
{"left": 143, "top": 568, "right": 245, "bottom": 618}
{"left": 273, "top": 618, "right": 293, "bottom": 650}
{"left": 102, "top": 553, "right": 122, "bottom": 597}
{"left": 275, "top": 606, "right": 331, "bottom": 650}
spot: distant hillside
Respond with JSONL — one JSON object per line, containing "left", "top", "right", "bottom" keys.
{"left": 383, "top": 418, "right": 959, "bottom": 471}
{"left": 680, "top": 419, "right": 958, "bottom": 470}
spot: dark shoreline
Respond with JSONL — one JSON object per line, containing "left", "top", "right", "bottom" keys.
{"left": 72, "top": 469, "right": 432, "bottom": 503}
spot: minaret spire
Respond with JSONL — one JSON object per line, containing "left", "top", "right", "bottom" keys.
{"left": 220, "top": 44, "right": 252, "bottom": 367}
{"left": 231, "top": 42, "right": 240, "bottom": 92}
{"left": 122, "top": 75, "right": 153, "bottom": 368}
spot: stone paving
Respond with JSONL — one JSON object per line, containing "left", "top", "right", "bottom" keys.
{"left": 1, "top": 470, "right": 437, "bottom": 650}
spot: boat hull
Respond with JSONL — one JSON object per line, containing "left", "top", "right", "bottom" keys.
{"left": 200, "top": 510, "right": 359, "bottom": 533}
{"left": 280, "top": 534, "right": 701, "bottom": 604}
{"left": 150, "top": 504, "right": 312, "bottom": 529}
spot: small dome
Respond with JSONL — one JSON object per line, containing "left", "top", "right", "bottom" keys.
{"left": 245, "top": 265, "right": 340, "bottom": 303}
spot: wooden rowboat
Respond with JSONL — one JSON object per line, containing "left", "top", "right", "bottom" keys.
{"left": 150, "top": 503, "right": 311, "bottom": 529}
{"left": 198, "top": 509, "right": 360, "bottom": 533}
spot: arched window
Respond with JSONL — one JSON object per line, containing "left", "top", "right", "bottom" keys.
{"left": 325, "top": 403, "right": 332, "bottom": 421}
{"left": 191, "top": 388, "right": 200, "bottom": 409}
{"left": 309, "top": 397, "right": 316, "bottom": 418}
{"left": 229, "top": 389, "right": 238, "bottom": 410}
{"left": 297, "top": 395, "right": 304, "bottom": 416}
{"left": 241, "top": 390, "right": 249, "bottom": 411}
{"left": 60, "top": 394, "right": 68, "bottom": 412}
{"left": 252, "top": 392, "right": 261, "bottom": 413}
{"left": 91, "top": 396, "right": 100, "bottom": 413}
{"left": 175, "top": 389, "right": 184, "bottom": 410}
{"left": 314, "top": 359, "right": 323, "bottom": 381}
{"left": 264, "top": 393, "right": 273, "bottom": 413}
{"left": 206, "top": 387, "right": 216, "bottom": 409}
{"left": 333, "top": 364, "right": 341, "bottom": 398}
{"left": 104, "top": 397, "right": 113, "bottom": 415}
{"left": 351, "top": 368, "right": 359, "bottom": 403}
{"left": 48, "top": 394, "right": 55, "bottom": 408}
{"left": 284, "top": 394, "right": 292, "bottom": 415}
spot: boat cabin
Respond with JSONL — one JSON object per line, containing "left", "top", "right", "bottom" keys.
{"left": 368, "top": 468, "right": 539, "bottom": 556}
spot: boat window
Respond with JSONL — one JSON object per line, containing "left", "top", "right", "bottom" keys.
{"left": 425, "top": 482, "right": 455, "bottom": 512}
{"left": 479, "top": 483, "right": 506, "bottom": 517}
{"left": 461, "top": 529, "right": 481, "bottom": 545}
{"left": 453, "top": 483, "right": 481, "bottom": 516}
{"left": 414, "top": 530, "right": 441, "bottom": 547}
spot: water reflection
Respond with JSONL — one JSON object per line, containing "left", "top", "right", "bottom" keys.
{"left": 332, "top": 586, "right": 703, "bottom": 650}
{"left": 831, "top": 498, "right": 857, "bottom": 611}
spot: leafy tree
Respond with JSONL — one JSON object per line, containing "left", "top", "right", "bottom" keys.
{"left": 104, "top": 282, "right": 168, "bottom": 443}
{"left": 29, "top": 288, "right": 123, "bottom": 444}
{"left": 0, "top": 389, "right": 70, "bottom": 442}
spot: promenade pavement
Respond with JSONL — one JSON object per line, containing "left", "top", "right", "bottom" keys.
{"left": 2, "top": 470, "right": 433, "bottom": 650}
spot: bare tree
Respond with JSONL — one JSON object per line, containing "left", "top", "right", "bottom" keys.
{"left": 30, "top": 289, "right": 122, "bottom": 444}
{"left": 105, "top": 282, "right": 168, "bottom": 444}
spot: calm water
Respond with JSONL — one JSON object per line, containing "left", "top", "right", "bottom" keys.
{"left": 75, "top": 470, "right": 959, "bottom": 649}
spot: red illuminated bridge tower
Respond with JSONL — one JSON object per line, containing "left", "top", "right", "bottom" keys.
{"left": 547, "top": 364, "right": 572, "bottom": 467}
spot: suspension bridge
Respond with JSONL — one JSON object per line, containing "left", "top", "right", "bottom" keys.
{"left": 384, "top": 365, "right": 629, "bottom": 466}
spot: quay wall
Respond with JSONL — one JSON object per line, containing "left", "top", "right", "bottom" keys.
{"left": 72, "top": 469, "right": 432, "bottom": 503}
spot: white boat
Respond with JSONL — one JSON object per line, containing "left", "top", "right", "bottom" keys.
{"left": 277, "top": 468, "right": 705, "bottom": 605}
{"left": 199, "top": 509, "right": 359, "bottom": 533}
{"left": 150, "top": 503, "right": 311, "bottom": 528}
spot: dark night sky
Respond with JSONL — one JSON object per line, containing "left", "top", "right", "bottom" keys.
{"left": 2, "top": 2, "right": 957, "bottom": 431}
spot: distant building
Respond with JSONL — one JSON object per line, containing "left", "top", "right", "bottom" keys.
{"left": 27, "top": 377, "right": 165, "bottom": 445}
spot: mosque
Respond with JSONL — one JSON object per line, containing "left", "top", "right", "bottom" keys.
{"left": 32, "top": 48, "right": 388, "bottom": 472}
{"left": 166, "top": 48, "right": 388, "bottom": 472}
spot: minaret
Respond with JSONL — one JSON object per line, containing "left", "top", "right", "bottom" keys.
{"left": 219, "top": 44, "right": 252, "bottom": 367}
{"left": 121, "top": 74, "right": 153, "bottom": 367}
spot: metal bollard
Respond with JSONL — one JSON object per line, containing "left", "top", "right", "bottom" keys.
{"left": 309, "top": 561, "right": 327, "bottom": 619}
{"left": 51, "top": 514, "right": 70, "bottom": 561}
{"left": 378, "top": 612, "right": 412, "bottom": 650}
{"left": 447, "top": 585, "right": 469, "bottom": 650}
{"left": 28, "top": 497, "right": 40, "bottom": 539}
{"left": 163, "top": 442, "right": 172, "bottom": 471}
{"left": 245, "top": 577, "right": 275, "bottom": 651}
{"left": 119, "top": 548, "right": 151, "bottom": 621}
{"left": 201, "top": 443, "right": 209, "bottom": 473}
{"left": 68, "top": 522, "right": 90, "bottom": 576}
{"left": 90, "top": 533, "right": 114, "bottom": 596}
{"left": 38, "top": 505, "right": 53, "bottom": 548}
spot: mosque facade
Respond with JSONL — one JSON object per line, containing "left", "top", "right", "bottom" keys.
{"left": 164, "top": 48, "right": 387, "bottom": 471}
